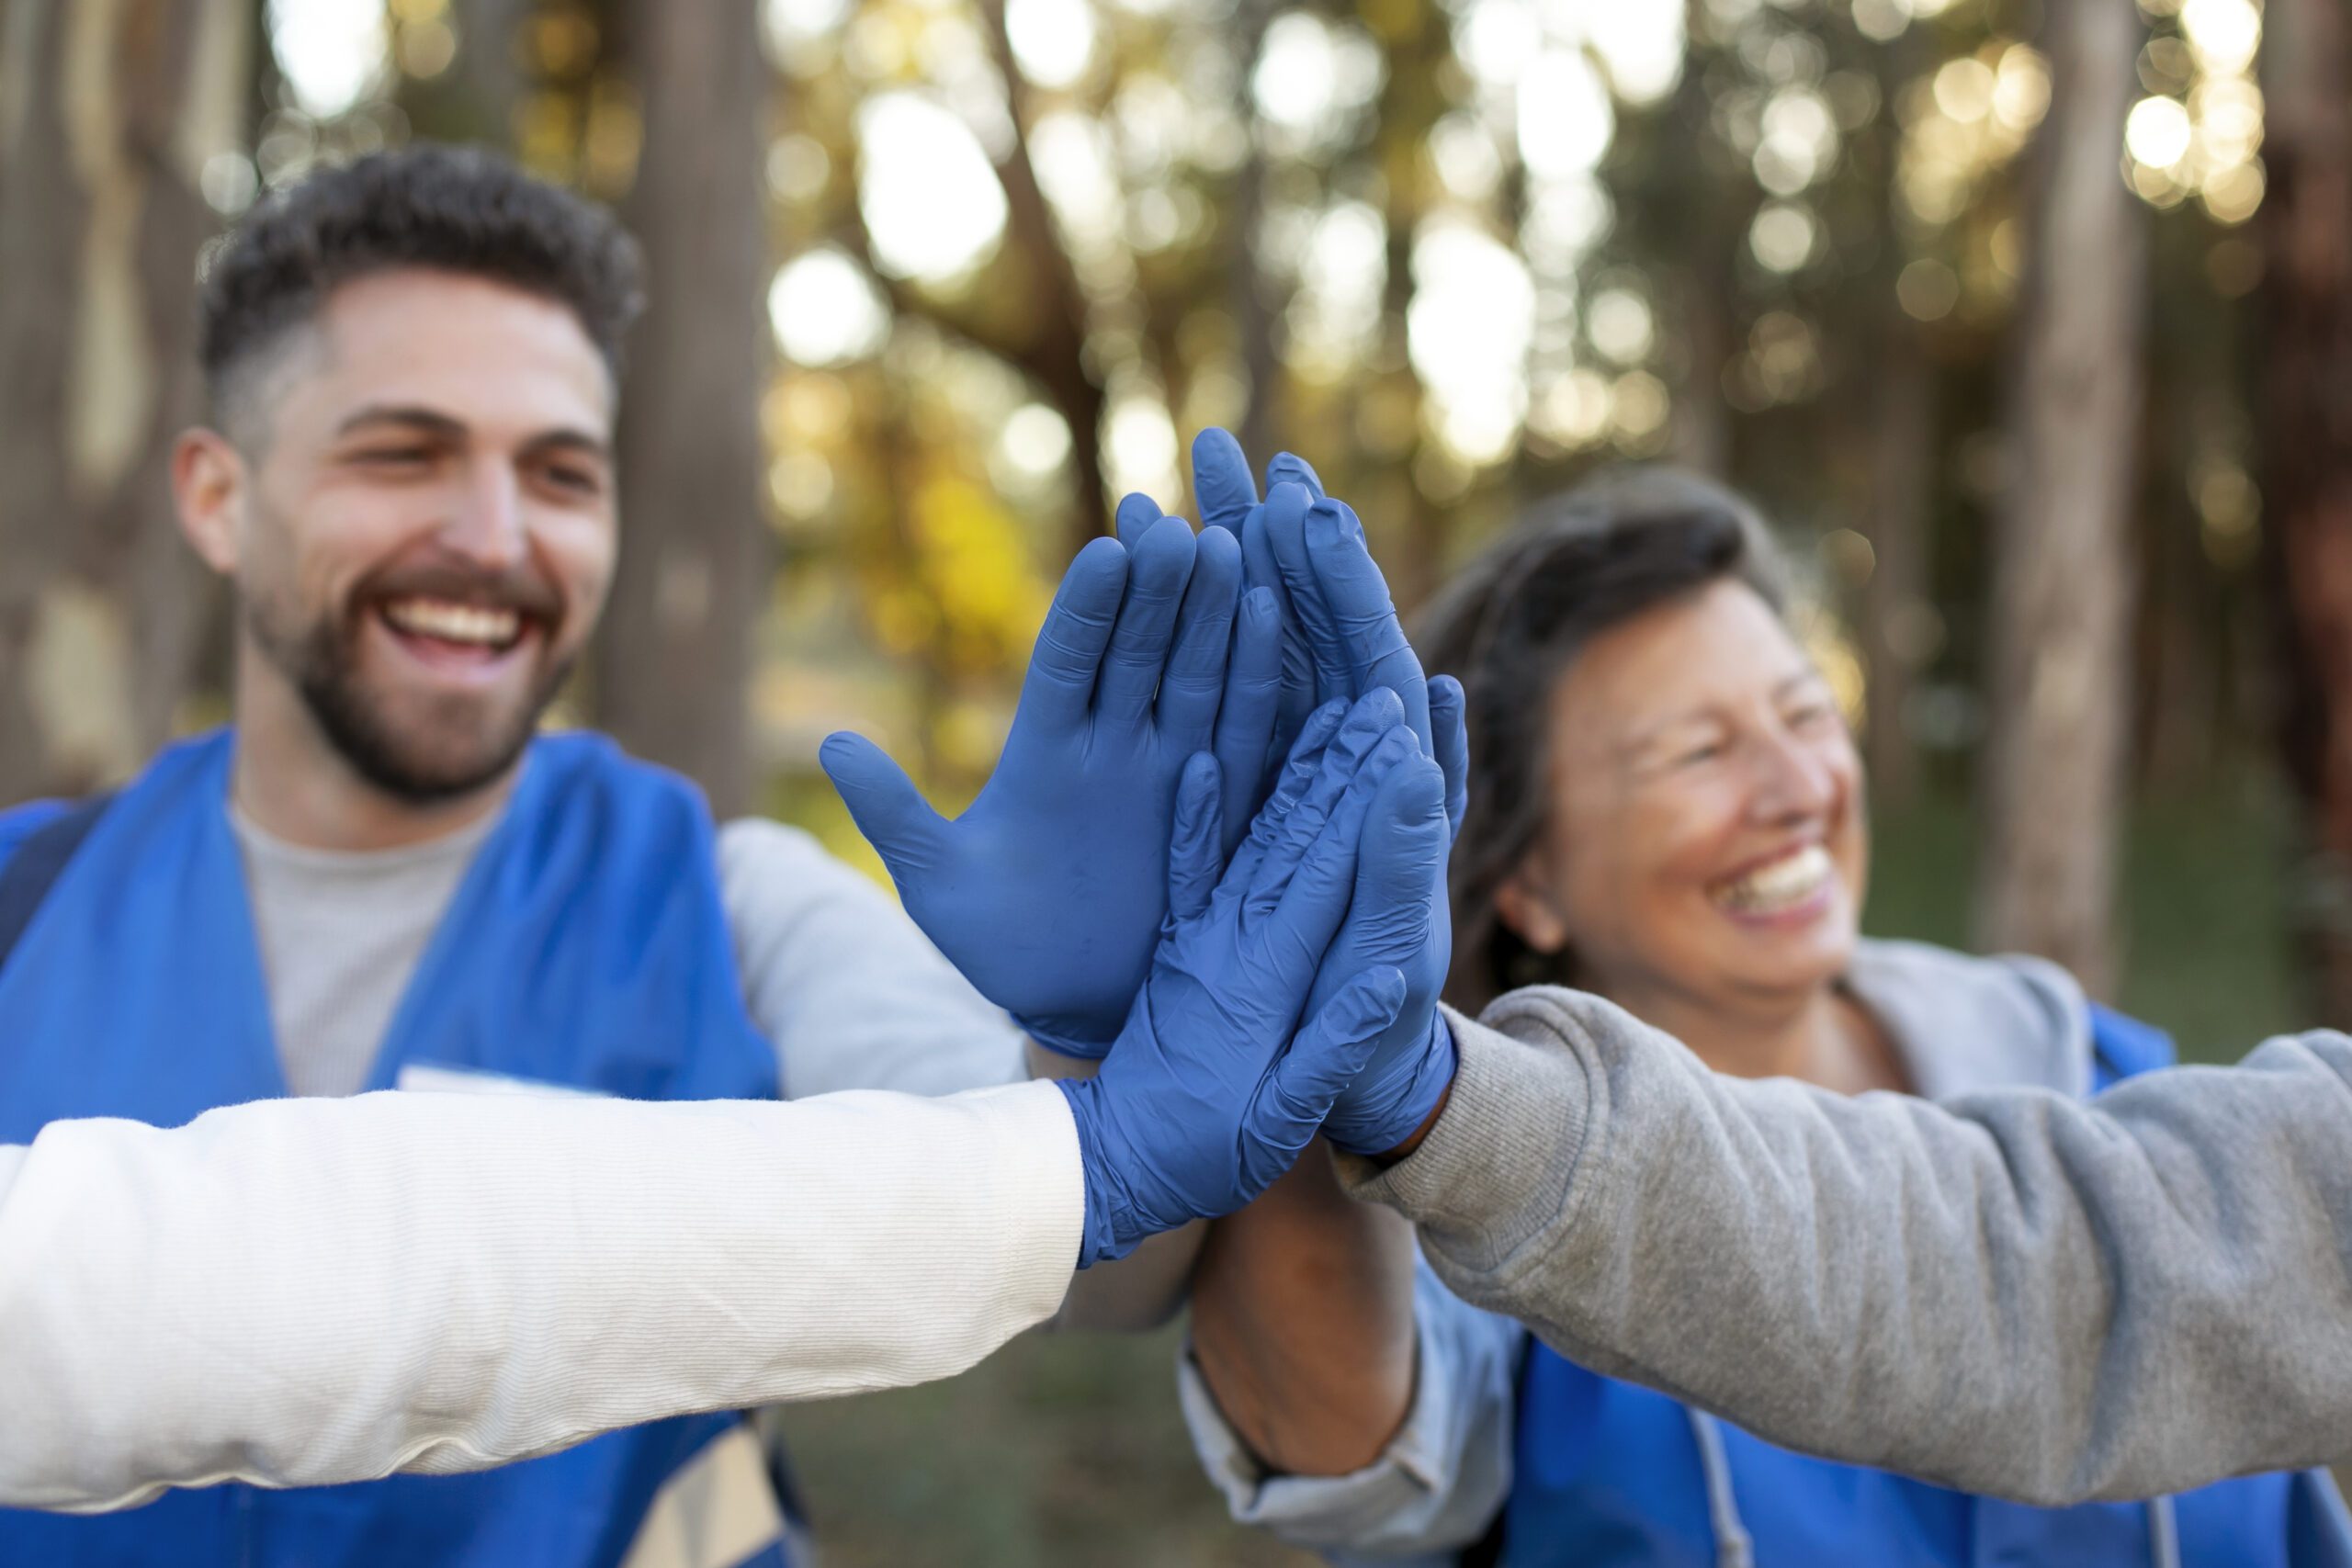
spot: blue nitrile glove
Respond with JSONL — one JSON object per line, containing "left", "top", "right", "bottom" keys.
{"left": 1191, "top": 429, "right": 1333, "bottom": 773}
{"left": 822, "top": 512, "right": 1283, "bottom": 1056}
{"left": 1310, "top": 691, "right": 1460, "bottom": 1153}
{"left": 1058, "top": 689, "right": 1433, "bottom": 1266}
{"left": 1295, "top": 500, "right": 1468, "bottom": 1152}
{"left": 1191, "top": 434, "right": 1469, "bottom": 1147}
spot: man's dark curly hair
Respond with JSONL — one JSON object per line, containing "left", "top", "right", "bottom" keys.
{"left": 1413, "top": 468, "right": 1793, "bottom": 1012}
{"left": 198, "top": 142, "right": 644, "bottom": 441}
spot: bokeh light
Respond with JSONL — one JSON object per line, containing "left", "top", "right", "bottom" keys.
{"left": 1006, "top": 0, "right": 1099, "bottom": 89}
{"left": 1408, "top": 220, "right": 1535, "bottom": 466}
{"left": 855, "top": 93, "right": 1010, "bottom": 280}
{"left": 268, "top": 0, "right": 386, "bottom": 118}
{"left": 769, "top": 251, "right": 890, "bottom": 367}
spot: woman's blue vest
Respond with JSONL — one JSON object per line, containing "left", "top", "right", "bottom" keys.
{"left": 0, "top": 730, "right": 788, "bottom": 1568}
{"left": 1490, "top": 1004, "right": 2352, "bottom": 1568}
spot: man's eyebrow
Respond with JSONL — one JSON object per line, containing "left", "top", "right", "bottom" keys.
{"left": 1775, "top": 668, "right": 1829, "bottom": 698}
{"left": 518, "top": 428, "right": 613, "bottom": 461}
{"left": 334, "top": 404, "right": 469, "bottom": 439}
{"left": 333, "top": 407, "right": 610, "bottom": 460}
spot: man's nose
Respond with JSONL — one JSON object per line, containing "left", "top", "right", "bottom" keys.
{"left": 440, "top": 459, "right": 527, "bottom": 568}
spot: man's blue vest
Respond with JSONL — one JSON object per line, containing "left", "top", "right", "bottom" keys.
{"left": 1493, "top": 1005, "right": 2352, "bottom": 1568}
{"left": 0, "top": 729, "right": 788, "bottom": 1568}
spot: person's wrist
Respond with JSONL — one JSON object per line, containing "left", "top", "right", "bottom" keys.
{"left": 1373, "top": 1080, "right": 1452, "bottom": 1164}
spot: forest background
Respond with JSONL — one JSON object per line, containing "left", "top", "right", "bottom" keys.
{"left": 3, "top": 0, "right": 2348, "bottom": 1559}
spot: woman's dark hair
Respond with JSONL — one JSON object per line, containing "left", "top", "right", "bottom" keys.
{"left": 1416, "top": 467, "right": 1793, "bottom": 1012}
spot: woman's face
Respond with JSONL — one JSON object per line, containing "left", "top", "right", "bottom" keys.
{"left": 1498, "top": 578, "right": 1869, "bottom": 1019}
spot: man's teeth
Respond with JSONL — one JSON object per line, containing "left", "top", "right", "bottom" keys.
{"left": 382, "top": 598, "right": 522, "bottom": 649}
{"left": 1713, "top": 844, "right": 1834, "bottom": 915}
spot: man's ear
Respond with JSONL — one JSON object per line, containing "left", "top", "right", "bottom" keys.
{"left": 172, "top": 428, "right": 244, "bottom": 576}
{"left": 1493, "top": 857, "right": 1571, "bottom": 955}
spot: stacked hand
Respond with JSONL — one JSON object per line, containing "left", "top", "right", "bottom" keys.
{"left": 1060, "top": 691, "right": 1444, "bottom": 1265}
{"left": 1182, "top": 432, "right": 1466, "bottom": 1154}
{"left": 828, "top": 426, "right": 1466, "bottom": 1244}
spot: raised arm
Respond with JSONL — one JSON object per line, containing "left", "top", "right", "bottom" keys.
{"left": 0, "top": 1083, "right": 1082, "bottom": 1513}
{"left": 0, "top": 693, "right": 1445, "bottom": 1517}
{"left": 1349, "top": 986, "right": 2352, "bottom": 1506}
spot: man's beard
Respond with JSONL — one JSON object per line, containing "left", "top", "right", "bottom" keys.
{"left": 245, "top": 592, "right": 572, "bottom": 804}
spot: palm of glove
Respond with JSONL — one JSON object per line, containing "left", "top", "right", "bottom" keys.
{"left": 823, "top": 519, "right": 1283, "bottom": 1052}
{"left": 897, "top": 712, "right": 1189, "bottom": 1044}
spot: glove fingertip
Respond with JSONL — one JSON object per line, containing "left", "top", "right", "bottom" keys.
{"left": 1266, "top": 451, "right": 1325, "bottom": 498}
{"left": 1195, "top": 518, "right": 1243, "bottom": 576}
{"left": 1179, "top": 749, "right": 1223, "bottom": 808}
{"left": 1265, "top": 480, "right": 1313, "bottom": 530}
{"left": 1193, "top": 424, "right": 1245, "bottom": 469}
{"left": 817, "top": 729, "right": 883, "bottom": 784}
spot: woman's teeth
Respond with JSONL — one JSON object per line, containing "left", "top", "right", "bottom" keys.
{"left": 382, "top": 597, "right": 523, "bottom": 649}
{"left": 1712, "top": 844, "right": 1834, "bottom": 916}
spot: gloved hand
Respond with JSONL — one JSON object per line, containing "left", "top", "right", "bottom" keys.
{"left": 822, "top": 513, "right": 1283, "bottom": 1055}
{"left": 1059, "top": 689, "right": 1440, "bottom": 1266}
{"left": 1191, "top": 431, "right": 1469, "bottom": 1150}
{"left": 1298, "top": 502, "right": 1466, "bottom": 1152}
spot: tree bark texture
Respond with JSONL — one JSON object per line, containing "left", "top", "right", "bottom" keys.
{"left": 0, "top": 0, "right": 246, "bottom": 807}
{"left": 599, "top": 0, "right": 767, "bottom": 818}
{"left": 1973, "top": 0, "right": 2148, "bottom": 994}
{"left": 2260, "top": 0, "right": 2352, "bottom": 1024}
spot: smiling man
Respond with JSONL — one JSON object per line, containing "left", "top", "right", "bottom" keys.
{"left": 0, "top": 143, "right": 1247, "bottom": 1568}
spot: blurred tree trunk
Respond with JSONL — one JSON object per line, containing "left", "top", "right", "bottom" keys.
{"left": 1973, "top": 0, "right": 2148, "bottom": 992}
{"left": 1226, "top": 0, "right": 1280, "bottom": 473}
{"left": 398, "top": 0, "right": 532, "bottom": 146}
{"left": 1852, "top": 15, "right": 1943, "bottom": 809}
{"left": 2260, "top": 0, "right": 2352, "bottom": 1023}
{"left": 0, "top": 0, "right": 246, "bottom": 807}
{"left": 1859, "top": 334, "right": 1933, "bottom": 809}
{"left": 1665, "top": 2, "right": 1734, "bottom": 479}
{"left": 455, "top": 0, "right": 530, "bottom": 141}
{"left": 598, "top": 0, "right": 766, "bottom": 818}
{"left": 1368, "top": 0, "right": 1451, "bottom": 609}
{"left": 853, "top": 1, "right": 1111, "bottom": 553}
{"left": 978, "top": 0, "right": 1109, "bottom": 555}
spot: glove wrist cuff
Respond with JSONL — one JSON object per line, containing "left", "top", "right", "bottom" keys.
{"left": 1322, "top": 1012, "right": 1457, "bottom": 1157}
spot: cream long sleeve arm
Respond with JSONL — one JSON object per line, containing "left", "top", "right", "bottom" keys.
{"left": 0, "top": 1081, "right": 1081, "bottom": 1514}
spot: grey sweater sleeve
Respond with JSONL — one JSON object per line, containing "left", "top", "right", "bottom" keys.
{"left": 1340, "top": 987, "right": 2352, "bottom": 1506}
